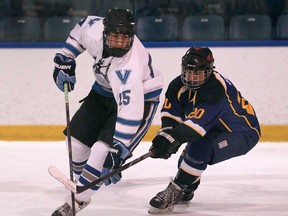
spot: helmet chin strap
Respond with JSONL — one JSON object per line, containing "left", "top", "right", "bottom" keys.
{"left": 102, "top": 42, "right": 130, "bottom": 58}
{"left": 107, "top": 47, "right": 129, "bottom": 58}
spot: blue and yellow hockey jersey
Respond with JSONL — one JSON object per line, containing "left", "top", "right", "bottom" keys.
{"left": 161, "top": 71, "right": 261, "bottom": 144}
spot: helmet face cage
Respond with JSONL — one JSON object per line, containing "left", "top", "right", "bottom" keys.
{"left": 181, "top": 47, "right": 215, "bottom": 90}
{"left": 181, "top": 67, "right": 213, "bottom": 90}
{"left": 103, "top": 9, "right": 135, "bottom": 57}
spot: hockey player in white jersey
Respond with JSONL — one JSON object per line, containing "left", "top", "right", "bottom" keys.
{"left": 51, "top": 8, "right": 163, "bottom": 216}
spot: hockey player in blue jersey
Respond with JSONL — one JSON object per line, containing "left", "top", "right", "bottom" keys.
{"left": 51, "top": 8, "right": 163, "bottom": 216}
{"left": 148, "top": 46, "right": 261, "bottom": 214}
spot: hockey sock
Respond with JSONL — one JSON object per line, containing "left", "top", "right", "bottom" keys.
{"left": 174, "top": 168, "right": 200, "bottom": 190}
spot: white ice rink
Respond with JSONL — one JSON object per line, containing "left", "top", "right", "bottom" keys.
{"left": 1, "top": 141, "right": 288, "bottom": 216}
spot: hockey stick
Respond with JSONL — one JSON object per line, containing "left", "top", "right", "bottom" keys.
{"left": 63, "top": 82, "right": 76, "bottom": 216}
{"left": 49, "top": 151, "right": 153, "bottom": 193}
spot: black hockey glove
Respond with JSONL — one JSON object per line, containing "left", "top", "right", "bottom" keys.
{"left": 53, "top": 53, "right": 76, "bottom": 92}
{"left": 101, "top": 139, "right": 132, "bottom": 186}
{"left": 150, "top": 127, "right": 181, "bottom": 159}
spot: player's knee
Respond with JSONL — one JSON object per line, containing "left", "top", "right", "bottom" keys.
{"left": 180, "top": 154, "right": 207, "bottom": 174}
{"left": 90, "top": 140, "right": 110, "bottom": 165}
{"left": 70, "top": 136, "right": 92, "bottom": 162}
{"left": 185, "top": 139, "right": 214, "bottom": 165}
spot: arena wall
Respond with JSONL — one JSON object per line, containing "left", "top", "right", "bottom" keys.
{"left": 0, "top": 46, "right": 287, "bottom": 141}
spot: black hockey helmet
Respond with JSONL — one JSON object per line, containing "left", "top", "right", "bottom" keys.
{"left": 181, "top": 47, "right": 215, "bottom": 90}
{"left": 103, "top": 8, "right": 135, "bottom": 57}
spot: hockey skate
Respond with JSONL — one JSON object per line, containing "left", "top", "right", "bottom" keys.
{"left": 181, "top": 189, "right": 194, "bottom": 202}
{"left": 179, "top": 182, "right": 198, "bottom": 203}
{"left": 148, "top": 181, "right": 185, "bottom": 214}
{"left": 51, "top": 197, "right": 90, "bottom": 216}
{"left": 180, "top": 179, "right": 200, "bottom": 202}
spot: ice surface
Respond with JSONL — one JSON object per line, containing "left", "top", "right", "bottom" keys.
{"left": 0, "top": 141, "right": 287, "bottom": 216}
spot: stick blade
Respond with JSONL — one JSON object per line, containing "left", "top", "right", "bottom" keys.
{"left": 48, "top": 165, "right": 77, "bottom": 193}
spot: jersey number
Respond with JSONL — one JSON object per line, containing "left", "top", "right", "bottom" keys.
{"left": 240, "top": 97, "right": 255, "bottom": 115}
{"left": 187, "top": 108, "right": 205, "bottom": 119}
{"left": 163, "top": 98, "right": 172, "bottom": 109}
{"left": 119, "top": 90, "right": 131, "bottom": 106}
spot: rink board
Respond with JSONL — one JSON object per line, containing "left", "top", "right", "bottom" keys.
{"left": 0, "top": 125, "right": 287, "bottom": 142}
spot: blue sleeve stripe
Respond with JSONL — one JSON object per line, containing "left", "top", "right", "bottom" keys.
{"left": 114, "top": 130, "right": 135, "bottom": 140}
{"left": 144, "top": 88, "right": 162, "bottom": 100}
{"left": 128, "top": 101, "right": 159, "bottom": 151}
{"left": 63, "top": 42, "right": 81, "bottom": 57}
{"left": 117, "top": 117, "right": 142, "bottom": 126}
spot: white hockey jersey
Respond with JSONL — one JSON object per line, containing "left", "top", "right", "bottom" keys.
{"left": 60, "top": 16, "right": 163, "bottom": 148}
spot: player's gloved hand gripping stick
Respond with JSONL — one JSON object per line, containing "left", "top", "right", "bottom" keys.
{"left": 53, "top": 53, "right": 76, "bottom": 92}
{"left": 101, "top": 139, "right": 132, "bottom": 186}
{"left": 149, "top": 127, "right": 182, "bottom": 159}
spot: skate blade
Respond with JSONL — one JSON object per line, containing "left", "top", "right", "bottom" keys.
{"left": 148, "top": 205, "right": 174, "bottom": 214}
